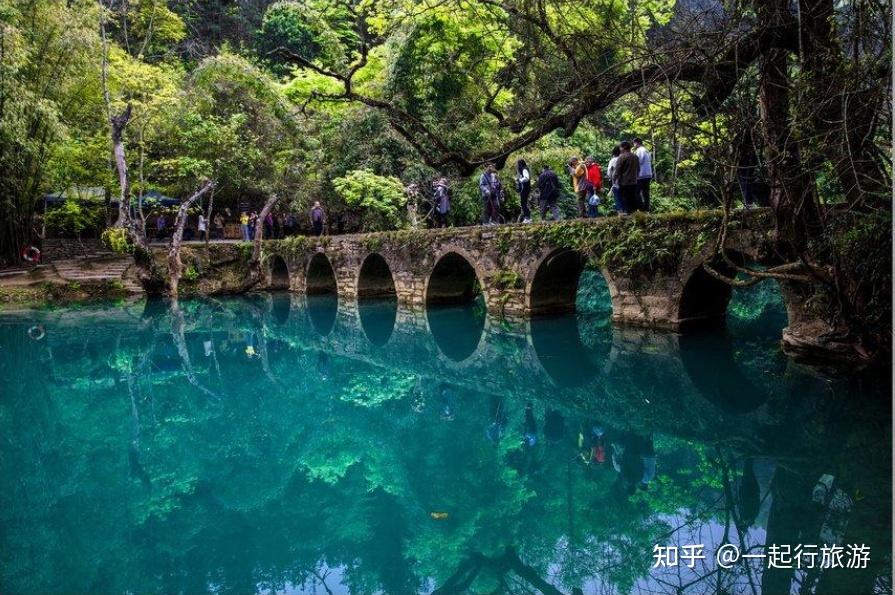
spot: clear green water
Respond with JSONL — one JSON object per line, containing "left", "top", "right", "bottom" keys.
{"left": 0, "top": 274, "right": 890, "bottom": 594}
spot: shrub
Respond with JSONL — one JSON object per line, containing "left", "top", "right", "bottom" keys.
{"left": 332, "top": 169, "right": 407, "bottom": 232}
{"left": 101, "top": 227, "right": 133, "bottom": 254}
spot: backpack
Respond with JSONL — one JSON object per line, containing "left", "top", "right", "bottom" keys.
{"left": 588, "top": 164, "right": 602, "bottom": 190}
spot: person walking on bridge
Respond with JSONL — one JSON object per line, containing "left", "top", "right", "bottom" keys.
{"left": 585, "top": 156, "right": 603, "bottom": 218}
{"left": 479, "top": 164, "right": 502, "bottom": 225}
{"left": 633, "top": 138, "right": 653, "bottom": 212}
{"left": 515, "top": 159, "right": 532, "bottom": 224}
{"left": 536, "top": 165, "right": 561, "bottom": 221}
{"left": 607, "top": 146, "right": 623, "bottom": 214}
{"left": 156, "top": 213, "right": 167, "bottom": 240}
{"left": 613, "top": 142, "right": 641, "bottom": 214}
{"left": 240, "top": 212, "right": 250, "bottom": 241}
{"left": 568, "top": 157, "right": 588, "bottom": 218}
{"left": 198, "top": 213, "right": 207, "bottom": 241}
{"left": 310, "top": 201, "right": 326, "bottom": 236}
{"left": 433, "top": 178, "right": 451, "bottom": 228}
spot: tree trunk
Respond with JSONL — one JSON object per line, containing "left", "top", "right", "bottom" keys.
{"left": 750, "top": 0, "right": 889, "bottom": 362}
{"left": 104, "top": 187, "right": 111, "bottom": 227}
{"left": 105, "top": 102, "right": 165, "bottom": 294}
{"left": 111, "top": 104, "right": 133, "bottom": 228}
{"left": 204, "top": 185, "right": 215, "bottom": 248}
{"left": 167, "top": 180, "right": 216, "bottom": 297}
{"left": 241, "top": 194, "right": 282, "bottom": 291}
{"left": 137, "top": 128, "right": 147, "bottom": 236}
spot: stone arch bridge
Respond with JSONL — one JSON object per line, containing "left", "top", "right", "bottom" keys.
{"left": 262, "top": 211, "right": 817, "bottom": 343}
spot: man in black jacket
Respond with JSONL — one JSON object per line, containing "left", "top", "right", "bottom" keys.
{"left": 613, "top": 141, "right": 641, "bottom": 213}
{"left": 537, "top": 165, "right": 561, "bottom": 221}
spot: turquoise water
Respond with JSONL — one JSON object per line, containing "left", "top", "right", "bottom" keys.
{"left": 0, "top": 274, "right": 890, "bottom": 594}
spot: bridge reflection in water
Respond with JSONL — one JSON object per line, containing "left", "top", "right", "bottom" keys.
{"left": 0, "top": 292, "right": 890, "bottom": 595}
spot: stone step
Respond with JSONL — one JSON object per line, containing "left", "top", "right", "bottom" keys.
{"left": 54, "top": 269, "right": 127, "bottom": 276}
{"left": 55, "top": 267, "right": 131, "bottom": 273}
{"left": 61, "top": 260, "right": 125, "bottom": 266}
{"left": 54, "top": 258, "right": 129, "bottom": 265}
{"left": 0, "top": 266, "right": 47, "bottom": 278}
{"left": 67, "top": 252, "right": 117, "bottom": 259}
{"left": 51, "top": 256, "right": 135, "bottom": 285}
{"left": 59, "top": 276, "right": 125, "bottom": 282}
{"left": 57, "top": 268, "right": 132, "bottom": 275}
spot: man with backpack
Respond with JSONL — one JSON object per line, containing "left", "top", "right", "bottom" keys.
{"left": 478, "top": 164, "right": 502, "bottom": 225}
{"left": 309, "top": 202, "right": 326, "bottom": 236}
{"left": 537, "top": 165, "right": 561, "bottom": 221}
{"left": 433, "top": 178, "right": 451, "bottom": 228}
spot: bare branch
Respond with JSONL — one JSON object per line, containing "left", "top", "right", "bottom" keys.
{"left": 167, "top": 180, "right": 216, "bottom": 296}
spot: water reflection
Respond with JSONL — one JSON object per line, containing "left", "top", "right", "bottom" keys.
{"left": 270, "top": 292, "right": 292, "bottom": 326}
{"left": 0, "top": 295, "right": 890, "bottom": 595}
{"left": 679, "top": 330, "right": 772, "bottom": 414}
{"left": 307, "top": 294, "right": 338, "bottom": 336}
{"left": 529, "top": 314, "right": 601, "bottom": 386}
{"left": 358, "top": 297, "right": 397, "bottom": 346}
{"left": 426, "top": 296, "right": 486, "bottom": 362}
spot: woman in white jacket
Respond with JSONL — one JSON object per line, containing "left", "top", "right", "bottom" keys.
{"left": 515, "top": 158, "right": 532, "bottom": 223}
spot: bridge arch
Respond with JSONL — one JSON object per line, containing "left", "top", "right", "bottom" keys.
{"left": 677, "top": 250, "right": 779, "bottom": 329}
{"left": 357, "top": 253, "right": 397, "bottom": 298}
{"left": 268, "top": 255, "right": 290, "bottom": 290}
{"left": 425, "top": 249, "right": 486, "bottom": 362}
{"left": 678, "top": 263, "right": 734, "bottom": 328}
{"left": 425, "top": 249, "right": 484, "bottom": 306}
{"left": 306, "top": 252, "right": 338, "bottom": 295}
{"left": 357, "top": 253, "right": 398, "bottom": 346}
{"left": 527, "top": 248, "right": 612, "bottom": 316}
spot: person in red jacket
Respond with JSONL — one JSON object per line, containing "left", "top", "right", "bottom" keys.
{"left": 584, "top": 156, "right": 603, "bottom": 217}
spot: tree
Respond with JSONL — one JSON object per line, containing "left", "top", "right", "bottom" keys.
{"left": 0, "top": 0, "right": 104, "bottom": 264}
{"left": 154, "top": 51, "right": 299, "bottom": 213}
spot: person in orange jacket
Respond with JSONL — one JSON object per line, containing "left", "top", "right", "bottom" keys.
{"left": 568, "top": 157, "right": 588, "bottom": 218}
